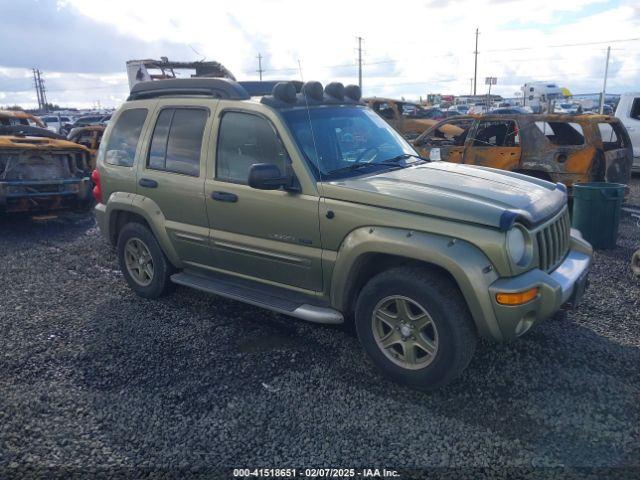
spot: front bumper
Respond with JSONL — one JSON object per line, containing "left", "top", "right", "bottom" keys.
{"left": 488, "top": 232, "right": 592, "bottom": 340}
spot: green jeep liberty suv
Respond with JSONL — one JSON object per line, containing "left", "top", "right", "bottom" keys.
{"left": 94, "top": 78, "right": 592, "bottom": 390}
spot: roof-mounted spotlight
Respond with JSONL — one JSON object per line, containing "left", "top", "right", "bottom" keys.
{"left": 344, "top": 84, "right": 362, "bottom": 103}
{"left": 301, "top": 81, "right": 324, "bottom": 102}
{"left": 324, "top": 82, "right": 345, "bottom": 103}
{"left": 272, "top": 82, "right": 298, "bottom": 104}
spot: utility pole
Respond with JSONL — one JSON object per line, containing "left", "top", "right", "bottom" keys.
{"left": 256, "top": 53, "right": 264, "bottom": 82}
{"left": 473, "top": 28, "right": 479, "bottom": 96}
{"left": 356, "top": 36, "right": 363, "bottom": 92}
{"left": 599, "top": 46, "right": 611, "bottom": 114}
{"left": 32, "top": 68, "right": 42, "bottom": 110}
{"left": 37, "top": 70, "right": 48, "bottom": 109}
{"left": 32, "top": 68, "right": 48, "bottom": 111}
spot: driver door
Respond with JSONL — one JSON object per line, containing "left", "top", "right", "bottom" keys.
{"left": 204, "top": 105, "right": 323, "bottom": 292}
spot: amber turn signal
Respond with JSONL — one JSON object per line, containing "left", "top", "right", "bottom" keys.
{"left": 496, "top": 287, "right": 539, "bottom": 305}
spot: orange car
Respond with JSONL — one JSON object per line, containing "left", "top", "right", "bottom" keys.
{"left": 413, "top": 113, "right": 633, "bottom": 191}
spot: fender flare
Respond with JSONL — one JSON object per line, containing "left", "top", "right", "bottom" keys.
{"left": 104, "top": 192, "right": 183, "bottom": 268}
{"left": 330, "top": 226, "right": 502, "bottom": 339}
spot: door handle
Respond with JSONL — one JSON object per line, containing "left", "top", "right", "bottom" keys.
{"left": 211, "top": 191, "right": 238, "bottom": 203}
{"left": 138, "top": 178, "right": 158, "bottom": 188}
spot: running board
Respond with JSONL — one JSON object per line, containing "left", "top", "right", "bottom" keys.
{"left": 170, "top": 270, "right": 343, "bottom": 325}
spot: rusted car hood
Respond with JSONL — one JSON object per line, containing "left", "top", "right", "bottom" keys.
{"left": 323, "top": 161, "right": 566, "bottom": 229}
{"left": 0, "top": 135, "right": 88, "bottom": 152}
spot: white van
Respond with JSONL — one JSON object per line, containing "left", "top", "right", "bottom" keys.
{"left": 615, "top": 93, "right": 640, "bottom": 172}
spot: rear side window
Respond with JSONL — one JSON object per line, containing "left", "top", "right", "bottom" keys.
{"left": 105, "top": 108, "right": 148, "bottom": 167}
{"left": 630, "top": 98, "right": 640, "bottom": 120}
{"left": 599, "top": 123, "right": 626, "bottom": 151}
{"left": 147, "top": 108, "right": 208, "bottom": 176}
{"left": 535, "top": 121, "right": 584, "bottom": 146}
{"left": 216, "top": 112, "right": 290, "bottom": 184}
{"left": 473, "top": 121, "right": 520, "bottom": 147}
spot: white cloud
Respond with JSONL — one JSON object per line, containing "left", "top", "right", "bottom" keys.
{"left": 5, "top": 0, "right": 640, "bottom": 107}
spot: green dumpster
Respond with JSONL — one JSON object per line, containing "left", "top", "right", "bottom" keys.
{"left": 572, "top": 182, "right": 625, "bottom": 250}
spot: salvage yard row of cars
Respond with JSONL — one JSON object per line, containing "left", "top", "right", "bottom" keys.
{"left": 1, "top": 80, "right": 637, "bottom": 389}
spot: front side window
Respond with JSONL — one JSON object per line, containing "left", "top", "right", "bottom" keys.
{"left": 147, "top": 108, "right": 207, "bottom": 176}
{"left": 282, "top": 106, "right": 418, "bottom": 180}
{"left": 104, "top": 108, "right": 148, "bottom": 167}
{"left": 473, "top": 121, "right": 520, "bottom": 147}
{"left": 216, "top": 112, "right": 290, "bottom": 184}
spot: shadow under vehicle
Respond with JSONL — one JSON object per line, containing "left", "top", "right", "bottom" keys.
{"left": 0, "top": 112, "right": 93, "bottom": 214}
{"left": 413, "top": 113, "right": 633, "bottom": 192}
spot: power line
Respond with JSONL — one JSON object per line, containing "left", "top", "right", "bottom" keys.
{"left": 483, "top": 36, "right": 640, "bottom": 53}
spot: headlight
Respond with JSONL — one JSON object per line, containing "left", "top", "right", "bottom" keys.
{"left": 507, "top": 227, "right": 526, "bottom": 264}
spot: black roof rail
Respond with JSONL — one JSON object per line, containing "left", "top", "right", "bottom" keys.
{"left": 127, "top": 78, "right": 251, "bottom": 101}
{"left": 238, "top": 80, "right": 303, "bottom": 97}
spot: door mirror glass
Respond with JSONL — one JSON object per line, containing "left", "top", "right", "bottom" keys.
{"left": 248, "top": 163, "right": 289, "bottom": 190}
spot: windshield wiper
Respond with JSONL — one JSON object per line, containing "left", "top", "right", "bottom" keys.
{"left": 326, "top": 161, "right": 391, "bottom": 176}
{"left": 378, "top": 153, "right": 427, "bottom": 165}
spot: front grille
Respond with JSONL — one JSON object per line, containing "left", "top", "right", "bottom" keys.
{"left": 536, "top": 209, "right": 571, "bottom": 272}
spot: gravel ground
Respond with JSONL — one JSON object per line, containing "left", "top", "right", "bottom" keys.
{"left": 1, "top": 179, "right": 639, "bottom": 478}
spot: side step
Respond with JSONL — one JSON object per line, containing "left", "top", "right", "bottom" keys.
{"left": 171, "top": 270, "right": 343, "bottom": 325}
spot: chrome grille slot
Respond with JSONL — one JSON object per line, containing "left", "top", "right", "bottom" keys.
{"left": 536, "top": 210, "right": 571, "bottom": 272}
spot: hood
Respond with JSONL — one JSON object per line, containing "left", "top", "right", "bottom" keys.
{"left": 0, "top": 135, "right": 89, "bottom": 152}
{"left": 322, "top": 162, "right": 566, "bottom": 230}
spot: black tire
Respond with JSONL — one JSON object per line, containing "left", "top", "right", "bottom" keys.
{"left": 355, "top": 266, "right": 477, "bottom": 391}
{"left": 117, "top": 222, "right": 174, "bottom": 298}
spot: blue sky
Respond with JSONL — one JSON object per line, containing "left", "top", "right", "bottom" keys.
{"left": 1, "top": 0, "right": 638, "bottom": 108}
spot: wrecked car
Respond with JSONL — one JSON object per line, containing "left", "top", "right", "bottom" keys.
{"left": 0, "top": 111, "right": 93, "bottom": 214}
{"left": 413, "top": 114, "right": 633, "bottom": 191}
{"left": 67, "top": 125, "right": 104, "bottom": 169}
{"left": 363, "top": 98, "right": 440, "bottom": 139}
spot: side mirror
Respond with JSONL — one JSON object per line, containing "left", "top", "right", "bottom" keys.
{"left": 248, "top": 163, "right": 289, "bottom": 190}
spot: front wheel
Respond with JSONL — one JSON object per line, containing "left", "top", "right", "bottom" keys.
{"left": 355, "top": 266, "right": 477, "bottom": 391}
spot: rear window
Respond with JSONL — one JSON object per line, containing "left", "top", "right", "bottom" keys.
{"left": 104, "top": 108, "right": 148, "bottom": 167}
{"left": 598, "top": 123, "right": 626, "bottom": 151}
{"left": 535, "top": 121, "right": 584, "bottom": 146}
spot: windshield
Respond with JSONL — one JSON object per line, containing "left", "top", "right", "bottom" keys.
{"left": 281, "top": 106, "right": 418, "bottom": 180}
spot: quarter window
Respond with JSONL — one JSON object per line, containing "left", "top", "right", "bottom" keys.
{"left": 147, "top": 108, "right": 207, "bottom": 176}
{"left": 104, "top": 108, "right": 148, "bottom": 167}
{"left": 216, "top": 112, "right": 290, "bottom": 184}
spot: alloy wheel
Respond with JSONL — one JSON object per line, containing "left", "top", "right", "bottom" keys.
{"left": 371, "top": 295, "right": 439, "bottom": 370}
{"left": 124, "top": 237, "right": 154, "bottom": 287}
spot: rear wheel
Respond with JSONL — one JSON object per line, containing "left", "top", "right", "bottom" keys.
{"left": 117, "top": 223, "right": 173, "bottom": 298}
{"left": 632, "top": 249, "right": 640, "bottom": 277}
{"left": 355, "top": 266, "right": 477, "bottom": 391}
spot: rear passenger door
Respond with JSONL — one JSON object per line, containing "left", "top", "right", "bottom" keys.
{"left": 137, "top": 101, "right": 215, "bottom": 267}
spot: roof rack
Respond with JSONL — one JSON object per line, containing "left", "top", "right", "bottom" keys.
{"left": 127, "top": 78, "right": 251, "bottom": 101}
{"left": 238, "top": 80, "right": 303, "bottom": 97}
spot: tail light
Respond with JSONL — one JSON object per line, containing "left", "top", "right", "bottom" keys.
{"left": 91, "top": 169, "right": 102, "bottom": 203}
